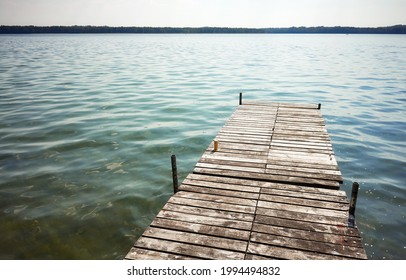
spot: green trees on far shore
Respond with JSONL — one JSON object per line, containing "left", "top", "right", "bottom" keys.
{"left": 1, "top": 25, "right": 405, "bottom": 34}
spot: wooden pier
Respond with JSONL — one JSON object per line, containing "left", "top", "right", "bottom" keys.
{"left": 126, "top": 101, "right": 367, "bottom": 260}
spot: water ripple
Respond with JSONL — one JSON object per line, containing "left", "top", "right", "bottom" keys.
{"left": 0, "top": 34, "right": 405, "bottom": 259}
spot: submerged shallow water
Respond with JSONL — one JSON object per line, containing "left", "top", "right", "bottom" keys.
{"left": 0, "top": 34, "right": 405, "bottom": 259}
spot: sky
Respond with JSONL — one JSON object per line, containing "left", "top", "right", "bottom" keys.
{"left": 0, "top": 0, "right": 405, "bottom": 28}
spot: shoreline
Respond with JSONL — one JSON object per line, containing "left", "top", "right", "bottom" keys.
{"left": 1, "top": 25, "right": 406, "bottom": 34}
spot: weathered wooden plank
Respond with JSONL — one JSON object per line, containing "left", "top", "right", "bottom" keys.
{"left": 205, "top": 148, "right": 268, "bottom": 156}
{"left": 250, "top": 232, "right": 367, "bottom": 259}
{"left": 135, "top": 237, "right": 245, "bottom": 260}
{"left": 168, "top": 195, "right": 256, "bottom": 214}
{"left": 276, "top": 117, "right": 325, "bottom": 124}
{"left": 256, "top": 207, "right": 348, "bottom": 226}
{"left": 218, "top": 130, "right": 272, "bottom": 137}
{"left": 226, "top": 117, "right": 274, "bottom": 122}
{"left": 217, "top": 132, "right": 272, "bottom": 141}
{"left": 228, "top": 114, "right": 275, "bottom": 119}
{"left": 277, "top": 102, "right": 319, "bottom": 109}
{"left": 226, "top": 117, "right": 274, "bottom": 123}
{"left": 210, "top": 143, "right": 269, "bottom": 152}
{"left": 252, "top": 223, "right": 364, "bottom": 248}
{"left": 259, "top": 181, "right": 345, "bottom": 196}
{"left": 277, "top": 108, "right": 321, "bottom": 114}
{"left": 274, "top": 144, "right": 331, "bottom": 152}
{"left": 238, "top": 106, "right": 278, "bottom": 111}
{"left": 230, "top": 108, "right": 275, "bottom": 113}
{"left": 273, "top": 130, "right": 330, "bottom": 138}
{"left": 193, "top": 168, "right": 341, "bottom": 188}
{"left": 225, "top": 123, "right": 273, "bottom": 129}
{"left": 272, "top": 135, "right": 332, "bottom": 143}
{"left": 236, "top": 111, "right": 276, "bottom": 116}
{"left": 214, "top": 137, "right": 271, "bottom": 145}
{"left": 268, "top": 149, "right": 336, "bottom": 158}
{"left": 276, "top": 114, "right": 323, "bottom": 120}
{"left": 259, "top": 193, "right": 348, "bottom": 211}
{"left": 257, "top": 200, "right": 348, "bottom": 219}
{"left": 276, "top": 115, "right": 323, "bottom": 120}
{"left": 175, "top": 191, "right": 258, "bottom": 207}
{"left": 271, "top": 141, "right": 332, "bottom": 149}
{"left": 228, "top": 118, "right": 275, "bottom": 123}
{"left": 163, "top": 203, "right": 255, "bottom": 221}
{"left": 277, "top": 109, "right": 321, "bottom": 114}
{"left": 226, "top": 119, "right": 273, "bottom": 125}
{"left": 195, "top": 162, "right": 265, "bottom": 174}
{"left": 265, "top": 166, "right": 343, "bottom": 182}
{"left": 254, "top": 214, "right": 359, "bottom": 236}
{"left": 199, "top": 157, "right": 266, "bottom": 169}
{"left": 204, "top": 150, "right": 268, "bottom": 160}
{"left": 268, "top": 151, "right": 339, "bottom": 166}
{"left": 274, "top": 126, "right": 327, "bottom": 133}
{"left": 179, "top": 184, "right": 260, "bottom": 200}
{"left": 185, "top": 173, "right": 344, "bottom": 196}
{"left": 229, "top": 112, "right": 275, "bottom": 117}
{"left": 157, "top": 210, "right": 253, "bottom": 230}
{"left": 266, "top": 159, "right": 340, "bottom": 171}
{"left": 228, "top": 120, "right": 274, "bottom": 124}
{"left": 219, "top": 128, "right": 273, "bottom": 137}
{"left": 237, "top": 104, "right": 278, "bottom": 109}
{"left": 274, "top": 126, "right": 326, "bottom": 132}
{"left": 244, "top": 101, "right": 317, "bottom": 109}
{"left": 244, "top": 254, "right": 278, "bottom": 260}
{"left": 231, "top": 111, "right": 276, "bottom": 116}
{"left": 260, "top": 187, "right": 347, "bottom": 203}
{"left": 143, "top": 227, "right": 248, "bottom": 252}
{"left": 267, "top": 163, "right": 341, "bottom": 176}
{"left": 126, "top": 247, "right": 199, "bottom": 260}
{"left": 247, "top": 242, "right": 350, "bottom": 260}
{"left": 238, "top": 104, "right": 279, "bottom": 109}
{"left": 276, "top": 116, "right": 322, "bottom": 121}
{"left": 202, "top": 152, "right": 267, "bottom": 164}
{"left": 269, "top": 146, "right": 334, "bottom": 155}
{"left": 151, "top": 218, "right": 251, "bottom": 240}
{"left": 271, "top": 142, "right": 332, "bottom": 149}
{"left": 276, "top": 114, "right": 322, "bottom": 119}
{"left": 182, "top": 178, "right": 261, "bottom": 193}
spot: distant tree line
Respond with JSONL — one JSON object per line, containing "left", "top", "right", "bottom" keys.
{"left": 1, "top": 25, "right": 405, "bottom": 34}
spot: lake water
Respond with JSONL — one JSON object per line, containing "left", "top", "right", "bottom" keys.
{"left": 0, "top": 34, "right": 405, "bottom": 259}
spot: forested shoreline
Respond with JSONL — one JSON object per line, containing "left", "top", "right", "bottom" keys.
{"left": 1, "top": 25, "right": 405, "bottom": 34}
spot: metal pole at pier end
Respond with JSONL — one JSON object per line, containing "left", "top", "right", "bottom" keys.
{"left": 239, "top": 92, "right": 242, "bottom": 105}
{"left": 348, "top": 182, "right": 359, "bottom": 227}
{"left": 171, "top": 155, "right": 179, "bottom": 193}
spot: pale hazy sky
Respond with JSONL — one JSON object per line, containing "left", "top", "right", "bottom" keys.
{"left": 0, "top": 0, "right": 405, "bottom": 27}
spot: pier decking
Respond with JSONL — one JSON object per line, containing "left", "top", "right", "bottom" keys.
{"left": 126, "top": 101, "right": 367, "bottom": 260}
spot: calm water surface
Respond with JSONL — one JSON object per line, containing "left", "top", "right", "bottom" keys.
{"left": 0, "top": 34, "right": 405, "bottom": 259}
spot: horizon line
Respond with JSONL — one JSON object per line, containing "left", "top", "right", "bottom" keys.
{"left": 1, "top": 24, "right": 405, "bottom": 28}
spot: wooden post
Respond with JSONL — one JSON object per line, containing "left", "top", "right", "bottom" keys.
{"left": 213, "top": 140, "right": 219, "bottom": 152}
{"left": 171, "top": 155, "right": 179, "bottom": 193}
{"left": 348, "top": 182, "right": 359, "bottom": 227}
{"left": 239, "top": 92, "right": 242, "bottom": 105}
{"left": 317, "top": 103, "right": 321, "bottom": 110}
